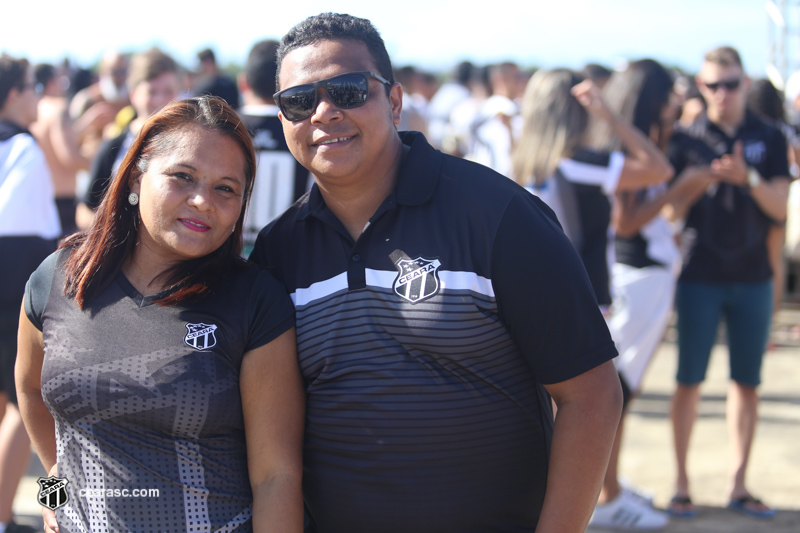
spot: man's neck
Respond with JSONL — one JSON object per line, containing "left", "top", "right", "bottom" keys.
{"left": 0, "top": 110, "right": 26, "bottom": 130}
{"left": 319, "top": 138, "right": 404, "bottom": 241}
{"left": 707, "top": 108, "right": 745, "bottom": 137}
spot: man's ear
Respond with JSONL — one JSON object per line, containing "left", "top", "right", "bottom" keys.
{"left": 389, "top": 82, "right": 403, "bottom": 126}
{"left": 237, "top": 72, "right": 250, "bottom": 95}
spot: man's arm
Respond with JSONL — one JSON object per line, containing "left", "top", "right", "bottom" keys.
{"left": 491, "top": 191, "right": 622, "bottom": 529}
{"left": 537, "top": 361, "right": 622, "bottom": 533}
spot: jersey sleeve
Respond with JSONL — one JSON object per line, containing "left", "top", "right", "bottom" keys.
{"left": 244, "top": 268, "right": 295, "bottom": 352}
{"left": 765, "top": 127, "right": 790, "bottom": 180}
{"left": 557, "top": 149, "right": 623, "bottom": 195}
{"left": 24, "top": 250, "right": 61, "bottom": 332}
{"left": 491, "top": 191, "right": 618, "bottom": 384}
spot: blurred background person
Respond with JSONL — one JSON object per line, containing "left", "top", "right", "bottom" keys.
{"left": 68, "top": 49, "right": 129, "bottom": 160}
{"left": 77, "top": 47, "right": 181, "bottom": 229}
{"left": 193, "top": 47, "right": 240, "bottom": 108}
{"left": 237, "top": 39, "right": 309, "bottom": 252}
{"left": 667, "top": 46, "right": 789, "bottom": 520}
{"left": 747, "top": 78, "right": 800, "bottom": 323}
{"left": 466, "top": 61, "right": 524, "bottom": 177}
{"left": 426, "top": 60, "right": 473, "bottom": 150}
{"left": 442, "top": 64, "right": 490, "bottom": 157}
{"left": 590, "top": 59, "right": 715, "bottom": 530}
{"left": 0, "top": 53, "right": 61, "bottom": 533}
{"left": 582, "top": 62, "right": 612, "bottom": 90}
{"left": 30, "top": 63, "right": 90, "bottom": 236}
{"left": 394, "top": 65, "right": 428, "bottom": 135}
{"left": 512, "top": 69, "right": 672, "bottom": 311}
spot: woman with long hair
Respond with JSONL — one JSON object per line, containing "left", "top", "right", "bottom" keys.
{"left": 512, "top": 68, "right": 673, "bottom": 311}
{"left": 592, "top": 59, "right": 715, "bottom": 527}
{"left": 16, "top": 96, "right": 304, "bottom": 532}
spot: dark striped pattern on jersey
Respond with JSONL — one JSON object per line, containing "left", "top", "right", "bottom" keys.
{"left": 251, "top": 131, "right": 617, "bottom": 532}
{"left": 296, "top": 272, "right": 546, "bottom": 531}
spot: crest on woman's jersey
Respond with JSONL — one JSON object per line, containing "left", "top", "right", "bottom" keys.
{"left": 184, "top": 323, "right": 218, "bottom": 350}
{"left": 393, "top": 257, "right": 441, "bottom": 304}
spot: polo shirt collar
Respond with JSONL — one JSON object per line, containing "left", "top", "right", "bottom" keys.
{"left": 702, "top": 109, "right": 759, "bottom": 139}
{"left": 0, "top": 119, "right": 29, "bottom": 142}
{"left": 297, "top": 131, "right": 442, "bottom": 221}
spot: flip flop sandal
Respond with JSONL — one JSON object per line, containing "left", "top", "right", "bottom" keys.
{"left": 667, "top": 495, "right": 697, "bottom": 518}
{"left": 727, "top": 495, "right": 776, "bottom": 519}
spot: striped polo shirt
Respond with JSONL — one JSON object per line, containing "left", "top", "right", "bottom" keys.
{"left": 250, "top": 131, "right": 617, "bottom": 532}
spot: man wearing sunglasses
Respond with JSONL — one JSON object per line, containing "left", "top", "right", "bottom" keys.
{"left": 666, "top": 46, "right": 790, "bottom": 520}
{"left": 251, "top": 12, "right": 622, "bottom": 532}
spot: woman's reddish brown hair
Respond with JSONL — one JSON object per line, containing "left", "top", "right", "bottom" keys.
{"left": 61, "top": 96, "right": 256, "bottom": 308}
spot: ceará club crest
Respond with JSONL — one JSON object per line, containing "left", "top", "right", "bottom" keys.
{"left": 184, "top": 323, "right": 218, "bottom": 350}
{"left": 393, "top": 257, "right": 441, "bottom": 304}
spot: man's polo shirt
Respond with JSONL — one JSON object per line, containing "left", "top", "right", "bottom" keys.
{"left": 668, "top": 111, "right": 790, "bottom": 282}
{"left": 250, "top": 131, "right": 617, "bottom": 532}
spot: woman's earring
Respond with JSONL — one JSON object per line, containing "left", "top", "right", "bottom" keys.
{"left": 128, "top": 193, "right": 139, "bottom": 206}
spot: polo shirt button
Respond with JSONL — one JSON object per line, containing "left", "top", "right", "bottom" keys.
{"left": 352, "top": 254, "right": 361, "bottom": 262}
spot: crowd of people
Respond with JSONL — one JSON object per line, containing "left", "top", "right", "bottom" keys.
{"left": 0, "top": 11, "right": 795, "bottom": 533}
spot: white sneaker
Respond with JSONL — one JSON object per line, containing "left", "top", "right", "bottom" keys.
{"left": 619, "top": 480, "right": 654, "bottom": 507}
{"left": 589, "top": 489, "right": 669, "bottom": 531}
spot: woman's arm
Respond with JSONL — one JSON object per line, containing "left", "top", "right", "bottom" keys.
{"left": 15, "top": 302, "right": 57, "bottom": 470}
{"left": 614, "top": 167, "right": 717, "bottom": 237}
{"left": 240, "top": 328, "right": 305, "bottom": 533}
{"left": 15, "top": 302, "right": 60, "bottom": 533}
{"left": 571, "top": 80, "right": 674, "bottom": 191}
{"left": 661, "top": 166, "right": 718, "bottom": 223}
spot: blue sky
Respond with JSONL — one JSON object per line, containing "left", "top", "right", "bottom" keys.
{"left": 5, "top": 1, "right": 796, "bottom": 81}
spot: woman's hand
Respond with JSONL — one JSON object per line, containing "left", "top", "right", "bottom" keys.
{"left": 42, "top": 464, "right": 60, "bottom": 533}
{"left": 571, "top": 80, "right": 613, "bottom": 122}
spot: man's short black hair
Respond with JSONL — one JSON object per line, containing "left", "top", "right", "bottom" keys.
{"left": 245, "top": 40, "right": 279, "bottom": 100}
{"left": 197, "top": 48, "right": 216, "bottom": 64}
{"left": 34, "top": 63, "right": 56, "bottom": 90}
{"left": 0, "top": 54, "right": 29, "bottom": 110}
{"left": 276, "top": 12, "right": 394, "bottom": 95}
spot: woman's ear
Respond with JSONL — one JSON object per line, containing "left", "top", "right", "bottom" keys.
{"left": 128, "top": 170, "right": 142, "bottom": 196}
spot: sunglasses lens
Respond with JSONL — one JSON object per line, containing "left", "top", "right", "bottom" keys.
{"left": 705, "top": 79, "right": 741, "bottom": 92}
{"left": 278, "top": 73, "right": 374, "bottom": 121}
{"left": 280, "top": 85, "right": 317, "bottom": 121}
{"left": 326, "top": 73, "right": 369, "bottom": 108}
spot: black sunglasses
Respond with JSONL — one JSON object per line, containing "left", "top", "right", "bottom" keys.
{"left": 273, "top": 71, "right": 392, "bottom": 122}
{"left": 703, "top": 79, "right": 742, "bottom": 92}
